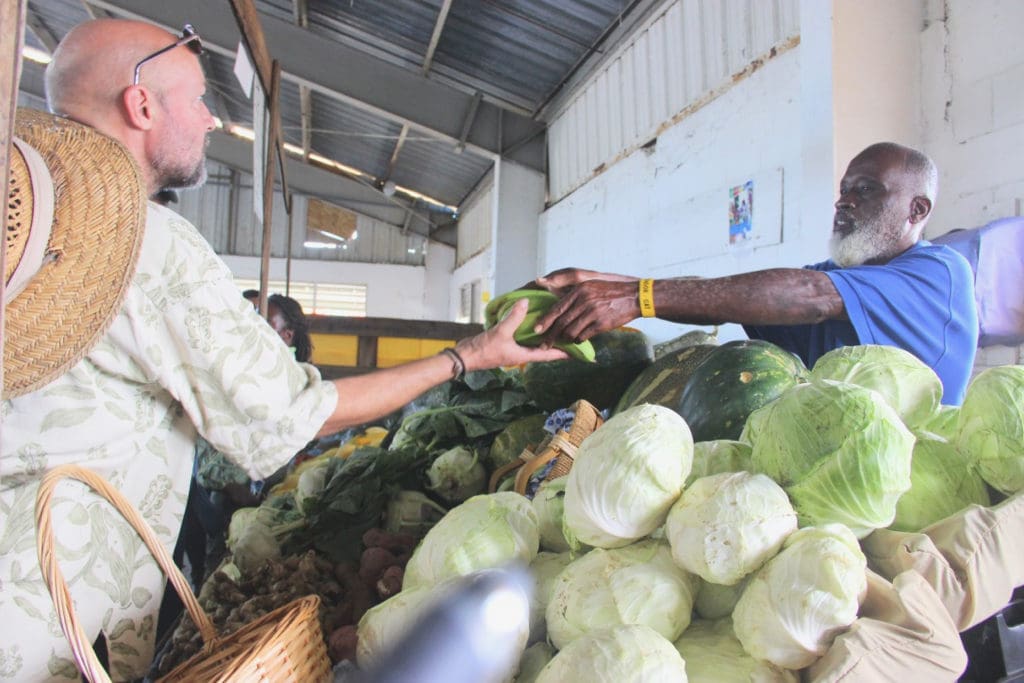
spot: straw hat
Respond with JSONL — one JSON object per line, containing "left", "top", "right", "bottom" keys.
{"left": 3, "top": 108, "right": 146, "bottom": 398}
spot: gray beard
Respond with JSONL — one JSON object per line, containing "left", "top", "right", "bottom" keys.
{"left": 829, "top": 210, "right": 905, "bottom": 267}
{"left": 156, "top": 158, "right": 208, "bottom": 192}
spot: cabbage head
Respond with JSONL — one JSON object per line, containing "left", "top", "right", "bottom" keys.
{"left": 956, "top": 365, "right": 1024, "bottom": 494}
{"left": 665, "top": 472, "right": 796, "bottom": 585}
{"left": 809, "top": 344, "right": 942, "bottom": 428}
{"left": 563, "top": 404, "right": 693, "bottom": 549}
{"left": 693, "top": 577, "right": 747, "bottom": 620}
{"left": 732, "top": 524, "right": 867, "bottom": 669}
{"left": 743, "top": 379, "right": 914, "bottom": 537}
{"left": 890, "top": 436, "right": 990, "bottom": 532}
{"left": 358, "top": 572, "right": 530, "bottom": 676}
{"left": 545, "top": 539, "right": 698, "bottom": 650}
{"left": 356, "top": 584, "right": 441, "bottom": 669}
{"left": 686, "top": 440, "right": 753, "bottom": 487}
{"left": 674, "top": 618, "right": 797, "bottom": 683}
{"left": 531, "top": 477, "right": 572, "bottom": 553}
{"left": 403, "top": 492, "right": 539, "bottom": 590}
{"left": 515, "top": 642, "right": 555, "bottom": 683}
{"left": 527, "top": 551, "right": 572, "bottom": 644}
{"left": 535, "top": 625, "right": 688, "bottom": 683}
{"left": 918, "top": 404, "right": 960, "bottom": 442}
{"left": 426, "top": 445, "right": 487, "bottom": 504}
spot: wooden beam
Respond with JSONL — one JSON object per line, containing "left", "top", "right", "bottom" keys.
{"left": 1, "top": 0, "right": 27, "bottom": 445}
{"left": 309, "top": 316, "right": 482, "bottom": 340}
{"left": 228, "top": 0, "right": 273, "bottom": 98}
{"left": 257, "top": 60, "right": 281, "bottom": 318}
{"left": 381, "top": 122, "right": 408, "bottom": 185}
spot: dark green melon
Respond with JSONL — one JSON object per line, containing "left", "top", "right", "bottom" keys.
{"left": 677, "top": 339, "right": 807, "bottom": 441}
{"left": 522, "top": 328, "right": 653, "bottom": 411}
{"left": 613, "top": 343, "right": 718, "bottom": 415}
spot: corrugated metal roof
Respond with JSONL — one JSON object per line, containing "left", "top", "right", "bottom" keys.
{"left": 17, "top": 0, "right": 656, "bottom": 252}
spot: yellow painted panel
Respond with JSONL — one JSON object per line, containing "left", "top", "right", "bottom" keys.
{"left": 377, "top": 337, "right": 456, "bottom": 368}
{"left": 310, "top": 333, "right": 358, "bottom": 366}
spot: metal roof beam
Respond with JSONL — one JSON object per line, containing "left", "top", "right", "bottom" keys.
{"left": 89, "top": 0, "right": 546, "bottom": 172}
{"left": 25, "top": 11, "right": 60, "bottom": 52}
{"left": 421, "top": 0, "right": 453, "bottom": 75}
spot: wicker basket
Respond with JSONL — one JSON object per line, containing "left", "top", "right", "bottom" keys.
{"left": 34, "top": 464, "right": 331, "bottom": 683}
{"left": 488, "top": 399, "right": 604, "bottom": 495}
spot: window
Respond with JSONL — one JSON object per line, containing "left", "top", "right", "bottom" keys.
{"left": 234, "top": 279, "right": 367, "bottom": 316}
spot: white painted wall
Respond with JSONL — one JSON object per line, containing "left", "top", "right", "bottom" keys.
{"left": 920, "top": 0, "right": 1024, "bottom": 238}
{"left": 221, "top": 254, "right": 448, "bottom": 320}
{"left": 540, "top": 46, "right": 813, "bottom": 345}
{"left": 919, "top": 0, "right": 1024, "bottom": 367}
{"left": 492, "top": 160, "right": 546, "bottom": 294}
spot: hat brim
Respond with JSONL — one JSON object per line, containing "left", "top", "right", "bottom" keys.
{"left": 4, "top": 109, "right": 146, "bottom": 398}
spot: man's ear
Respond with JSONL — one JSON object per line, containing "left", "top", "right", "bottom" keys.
{"left": 121, "top": 85, "right": 157, "bottom": 131}
{"left": 909, "top": 195, "right": 932, "bottom": 225}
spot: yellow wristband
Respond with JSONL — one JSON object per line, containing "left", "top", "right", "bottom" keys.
{"left": 638, "top": 279, "right": 656, "bottom": 318}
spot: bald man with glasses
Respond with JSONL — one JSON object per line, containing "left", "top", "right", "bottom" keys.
{"left": 3, "top": 18, "right": 564, "bottom": 681}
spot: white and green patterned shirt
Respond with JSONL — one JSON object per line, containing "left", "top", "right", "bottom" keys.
{"left": 0, "top": 203, "right": 337, "bottom": 681}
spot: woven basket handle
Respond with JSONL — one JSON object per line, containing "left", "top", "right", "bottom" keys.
{"left": 35, "top": 464, "right": 217, "bottom": 683}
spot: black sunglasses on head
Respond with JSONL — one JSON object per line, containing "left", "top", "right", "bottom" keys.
{"left": 131, "top": 24, "right": 203, "bottom": 86}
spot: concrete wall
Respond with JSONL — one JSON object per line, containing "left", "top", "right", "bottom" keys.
{"left": 540, "top": 46, "right": 809, "bottom": 345}
{"left": 492, "top": 160, "right": 546, "bottom": 294}
{"left": 920, "top": 0, "right": 1024, "bottom": 369}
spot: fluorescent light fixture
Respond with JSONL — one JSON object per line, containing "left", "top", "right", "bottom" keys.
{"left": 23, "top": 46, "right": 51, "bottom": 65}
{"left": 229, "top": 124, "right": 255, "bottom": 141}
{"left": 283, "top": 142, "right": 305, "bottom": 156}
{"left": 407, "top": 248, "right": 416, "bottom": 254}
{"left": 317, "top": 229, "right": 347, "bottom": 243}
{"left": 212, "top": 116, "right": 224, "bottom": 130}
{"left": 303, "top": 240, "right": 337, "bottom": 249}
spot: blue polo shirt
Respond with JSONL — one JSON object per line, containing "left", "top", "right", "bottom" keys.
{"left": 745, "top": 241, "right": 978, "bottom": 405}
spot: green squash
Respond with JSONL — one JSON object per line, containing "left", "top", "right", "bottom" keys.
{"left": 613, "top": 343, "right": 718, "bottom": 415}
{"left": 677, "top": 339, "right": 806, "bottom": 441}
{"left": 522, "top": 328, "right": 653, "bottom": 411}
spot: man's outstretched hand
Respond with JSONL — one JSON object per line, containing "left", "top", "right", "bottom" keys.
{"left": 532, "top": 268, "right": 642, "bottom": 344}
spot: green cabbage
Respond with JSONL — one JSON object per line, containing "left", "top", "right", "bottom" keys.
{"left": 686, "top": 440, "right": 753, "bottom": 487}
{"left": 535, "top": 625, "right": 688, "bottom": 683}
{"left": 426, "top": 445, "right": 486, "bottom": 504}
{"left": 356, "top": 584, "right": 440, "bottom": 669}
{"left": 563, "top": 404, "right": 693, "bottom": 549}
{"left": 809, "top": 344, "right": 942, "bottom": 428}
{"left": 527, "top": 551, "right": 572, "bottom": 644}
{"left": 674, "top": 617, "right": 797, "bottom": 682}
{"left": 918, "top": 404, "right": 960, "bottom": 442}
{"left": 693, "top": 577, "right": 747, "bottom": 620}
{"left": 890, "top": 435, "right": 990, "bottom": 532}
{"left": 665, "top": 472, "right": 796, "bottom": 585}
{"left": 743, "top": 379, "right": 914, "bottom": 537}
{"left": 544, "top": 539, "right": 698, "bottom": 650}
{"left": 956, "top": 365, "right": 1024, "bottom": 494}
{"left": 732, "top": 524, "right": 867, "bottom": 669}
{"left": 402, "top": 492, "right": 539, "bottom": 590}
{"left": 531, "top": 477, "right": 572, "bottom": 553}
{"left": 515, "top": 642, "right": 555, "bottom": 683}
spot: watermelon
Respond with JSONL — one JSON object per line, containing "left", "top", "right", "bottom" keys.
{"left": 677, "top": 339, "right": 806, "bottom": 441}
{"left": 522, "top": 328, "right": 653, "bottom": 411}
{"left": 613, "top": 343, "right": 718, "bottom": 415}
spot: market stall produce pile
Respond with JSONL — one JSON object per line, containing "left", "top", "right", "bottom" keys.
{"left": 157, "top": 328, "right": 1024, "bottom": 681}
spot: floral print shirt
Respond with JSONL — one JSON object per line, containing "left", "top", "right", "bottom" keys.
{"left": 0, "top": 203, "right": 337, "bottom": 681}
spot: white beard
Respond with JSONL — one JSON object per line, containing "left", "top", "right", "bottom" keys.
{"left": 830, "top": 207, "right": 906, "bottom": 267}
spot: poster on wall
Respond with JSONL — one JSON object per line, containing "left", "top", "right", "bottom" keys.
{"left": 729, "top": 181, "right": 754, "bottom": 244}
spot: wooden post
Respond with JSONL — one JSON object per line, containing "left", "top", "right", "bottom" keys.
{"left": 0, "top": 0, "right": 28, "bottom": 453}
{"left": 257, "top": 60, "right": 281, "bottom": 317}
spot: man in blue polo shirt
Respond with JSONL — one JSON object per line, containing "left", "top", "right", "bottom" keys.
{"left": 533, "top": 142, "right": 978, "bottom": 405}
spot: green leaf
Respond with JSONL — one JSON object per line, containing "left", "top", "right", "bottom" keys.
{"left": 40, "top": 407, "right": 95, "bottom": 431}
